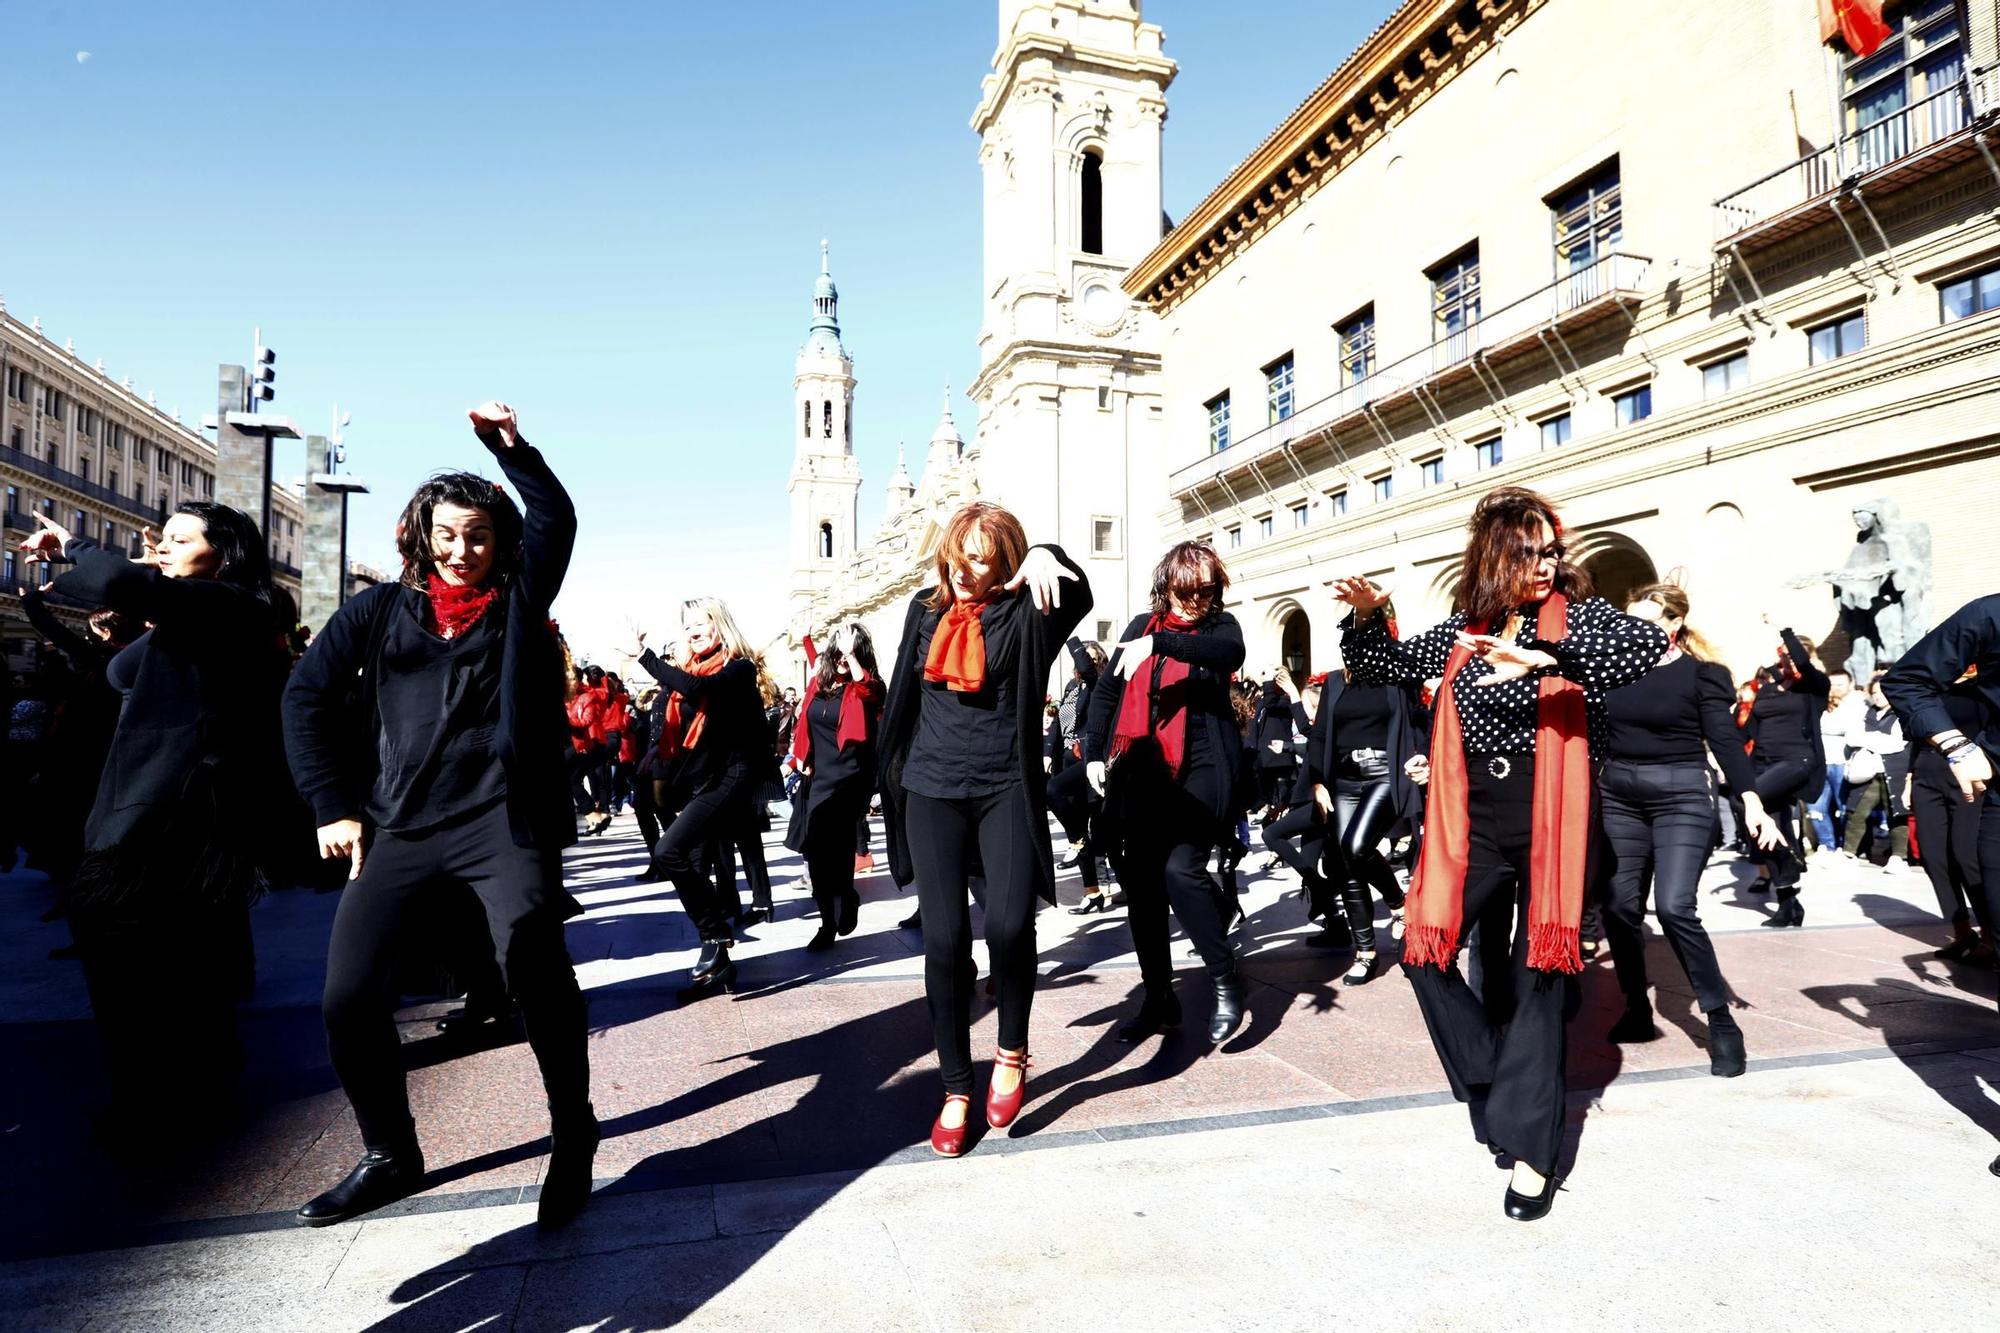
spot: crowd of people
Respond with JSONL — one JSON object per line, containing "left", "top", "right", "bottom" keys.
{"left": 6, "top": 409, "right": 1997, "bottom": 1230}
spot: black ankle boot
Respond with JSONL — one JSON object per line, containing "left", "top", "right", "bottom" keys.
{"left": 1608, "top": 1000, "right": 1659, "bottom": 1043}
{"left": 296, "top": 1140, "right": 425, "bottom": 1226}
{"left": 1115, "top": 989, "right": 1183, "bottom": 1044}
{"left": 691, "top": 939, "right": 729, "bottom": 981}
{"left": 804, "top": 923, "right": 837, "bottom": 953}
{"left": 538, "top": 1103, "right": 600, "bottom": 1230}
{"left": 1207, "top": 969, "right": 1247, "bottom": 1045}
{"left": 1761, "top": 892, "right": 1803, "bottom": 928}
{"left": 1707, "top": 1007, "right": 1747, "bottom": 1077}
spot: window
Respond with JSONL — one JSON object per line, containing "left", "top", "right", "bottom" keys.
{"left": 1429, "top": 245, "right": 1481, "bottom": 357}
{"left": 1336, "top": 308, "right": 1376, "bottom": 388}
{"left": 39, "top": 497, "right": 54, "bottom": 517}
{"left": 1206, "top": 392, "right": 1232, "bottom": 453}
{"left": 1257, "top": 514, "right": 1275, "bottom": 540}
{"left": 1079, "top": 149, "right": 1104, "bottom": 255}
{"left": 8, "top": 428, "right": 20, "bottom": 450}
{"left": 822, "top": 401, "right": 832, "bottom": 439}
{"left": 1291, "top": 502, "right": 1310, "bottom": 529}
{"left": 1419, "top": 455, "right": 1444, "bottom": 487}
{"left": 3, "top": 368, "right": 22, "bottom": 400}
{"left": 1808, "top": 312, "right": 1867, "bottom": 364}
{"left": 1226, "top": 525, "right": 1242, "bottom": 549}
{"left": 134, "top": 439, "right": 148, "bottom": 466}
{"left": 1371, "top": 472, "right": 1394, "bottom": 502}
{"left": 1538, "top": 413, "right": 1572, "bottom": 449}
{"left": 1842, "top": 0, "right": 1964, "bottom": 171}
{"left": 1096, "top": 384, "right": 1111, "bottom": 410}
{"left": 134, "top": 483, "right": 145, "bottom": 509}
{"left": 1550, "top": 162, "right": 1622, "bottom": 276}
{"left": 2, "top": 550, "right": 13, "bottom": 586}
{"left": 1474, "top": 435, "right": 1504, "bottom": 469}
{"left": 1940, "top": 264, "right": 2000, "bottom": 321}
{"left": 1327, "top": 489, "right": 1348, "bottom": 517}
{"left": 108, "top": 469, "right": 119, "bottom": 495}
{"left": 1264, "top": 354, "right": 1295, "bottom": 425}
{"left": 103, "top": 520, "right": 116, "bottom": 547}
{"left": 1091, "top": 517, "right": 1118, "bottom": 555}
{"left": 803, "top": 401, "right": 811, "bottom": 438}
{"left": 1095, "top": 619, "right": 1114, "bottom": 643}
{"left": 817, "top": 522, "right": 833, "bottom": 560}
{"left": 1701, "top": 352, "right": 1750, "bottom": 398}
{"left": 73, "top": 509, "right": 86, "bottom": 534}
{"left": 1613, "top": 384, "right": 1653, "bottom": 426}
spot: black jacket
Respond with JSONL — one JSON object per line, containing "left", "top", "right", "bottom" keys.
{"left": 637, "top": 651, "right": 767, "bottom": 796}
{"left": 1297, "top": 674, "right": 1428, "bottom": 826}
{"left": 283, "top": 436, "right": 578, "bottom": 851}
{"left": 880, "top": 545, "right": 1092, "bottom": 905}
{"left": 1745, "top": 627, "right": 1832, "bottom": 789}
{"left": 50, "top": 539, "right": 290, "bottom": 858}
{"left": 1082, "top": 609, "right": 1246, "bottom": 776}
{"left": 1044, "top": 637, "right": 1102, "bottom": 763}
{"left": 1885, "top": 592, "right": 2000, "bottom": 761}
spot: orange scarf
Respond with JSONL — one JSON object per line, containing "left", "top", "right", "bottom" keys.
{"left": 923, "top": 597, "right": 991, "bottom": 693}
{"left": 1401, "top": 593, "right": 1592, "bottom": 975}
{"left": 657, "top": 646, "right": 729, "bottom": 761}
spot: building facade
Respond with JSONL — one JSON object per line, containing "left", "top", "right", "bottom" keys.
{"left": 1124, "top": 0, "right": 2000, "bottom": 679}
{"left": 2, "top": 306, "right": 306, "bottom": 666}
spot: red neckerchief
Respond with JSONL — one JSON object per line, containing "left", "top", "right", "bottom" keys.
{"left": 1110, "top": 611, "right": 1197, "bottom": 778}
{"left": 789, "top": 670, "right": 883, "bottom": 768}
{"left": 924, "top": 597, "right": 992, "bottom": 693}
{"left": 427, "top": 574, "right": 498, "bottom": 640}
{"left": 658, "top": 646, "right": 728, "bottom": 761}
{"left": 1400, "top": 592, "right": 1592, "bottom": 975}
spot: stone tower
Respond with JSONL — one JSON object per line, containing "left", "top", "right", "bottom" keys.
{"left": 788, "top": 241, "right": 863, "bottom": 618}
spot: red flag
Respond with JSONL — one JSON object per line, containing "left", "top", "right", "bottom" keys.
{"left": 802, "top": 632, "right": 818, "bottom": 668}
{"left": 1820, "top": 0, "right": 1892, "bottom": 59}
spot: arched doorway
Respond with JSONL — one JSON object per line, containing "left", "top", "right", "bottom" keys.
{"left": 1572, "top": 531, "right": 1658, "bottom": 610}
{"left": 1280, "top": 607, "right": 1312, "bottom": 680}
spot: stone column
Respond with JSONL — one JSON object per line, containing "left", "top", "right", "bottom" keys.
{"left": 301, "top": 443, "right": 368, "bottom": 634}
{"left": 213, "top": 364, "right": 265, "bottom": 524}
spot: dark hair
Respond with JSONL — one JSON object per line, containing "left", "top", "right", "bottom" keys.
{"left": 172, "top": 501, "right": 274, "bottom": 603}
{"left": 1457, "top": 486, "right": 1591, "bottom": 628}
{"left": 87, "top": 608, "right": 139, "bottom": 645}
{"left": 814, "top": 621, "right": 880, "bottom": 695}
{"left": 585, "top": 664, "right": 605, "bottom": 686}
{"left": 394, "top": 471, "right": 525, "bottom": 590}
{"left": 1148, "top": 541, "right": 1229, "bottom": 618}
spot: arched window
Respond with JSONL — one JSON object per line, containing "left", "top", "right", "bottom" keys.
{"left": 803, "top": 401, "right": 811, "bottom": 438}
{"left": 1080, "top": 148, "right": 1104, "bottom": 255}
{"left": 822, "top": 401, "right": 833, "bottom": 438}
{"left": 818, "top": 522, "right": 833, "bottom": 560}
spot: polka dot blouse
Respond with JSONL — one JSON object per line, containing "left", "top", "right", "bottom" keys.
{"left": 1341, "top": 600, "right": 1668, "bottom": 758}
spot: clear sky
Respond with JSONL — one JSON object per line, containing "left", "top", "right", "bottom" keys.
{"left": 2, "top": 0, "right": 1392, "bottom": 657}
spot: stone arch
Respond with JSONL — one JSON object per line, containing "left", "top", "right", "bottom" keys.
{"left": 1266, "top": 597, "right": 1314, "bottom": 679}
{"left": 1423, "top": 561, "right": 1464, "bottom": 621}
{"left": 1569, "top": 530, "right": 1658, "bottom": 609}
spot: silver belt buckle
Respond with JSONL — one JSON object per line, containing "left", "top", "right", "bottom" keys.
{"left": 1486, "top": 755, "right": 1513, "bottom": 779}
{"left": 1349, "top": 748, "right": 1386, "bottom": 761}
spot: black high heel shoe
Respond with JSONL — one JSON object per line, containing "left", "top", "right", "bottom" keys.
{"left": 538, "top": 1103, "right": 599, "bottom": 1230}
{"left": 296, "top": 1142, "right": 426, "bottom": 1226}
{"left": 1503, "top": 1169, "right": 1560, "bottom": 1222}
{"left": 1069, "top": 893, "right": 1111, "bottom": 915}
{"left": 691, "top": 939, "right": 729, "bottom": 981}
{"left": 1115, "top": 990, "right": 1183, "bottom": 1043}
{"left": 1207, "top": 969, "right": 1247, "bottom": 1044}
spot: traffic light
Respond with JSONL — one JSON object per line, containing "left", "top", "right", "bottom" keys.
{"left": 251, "top": 341, "right": 276, "bottom": 403}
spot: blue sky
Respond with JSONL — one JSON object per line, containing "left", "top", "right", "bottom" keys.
{"left": 2, "top": 1, "right": 1391, "bottom": 656}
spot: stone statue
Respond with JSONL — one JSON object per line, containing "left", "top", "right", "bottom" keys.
{"left": 1788, "top": 498, "right": 1931, "bottom": 680}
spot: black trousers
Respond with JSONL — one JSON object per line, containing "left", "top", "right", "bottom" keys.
{"left": 1598, "top": 759, "right": 1731, "bottom": 1013}
{"left": 1047, "top": 759, "right": 1103, "bottom": 889}
{"left": 1403, "top": 756, "right": 1572, "bottom": 1177}
{"left": 713, "top": 810, "right": 773, "bottom": 913}
{"left": 1750, "top": 754, "right": 1815, "bottom": 891}
{"left": 905, "top": 787, "right": 1041, "bottom": 1096}
{"left": 655, "top": 764, "right": 755, "bottom": 942}
{"left": 804, "top": 783, "right": 871, "bottom": 922}
{"left": 1911, "top": 755, "right": 1989, "bottom": 929}
{"left": 1262, "top": 801, "right": 1327, "bottom": 902}
{"left": 1324, "top": 753, "right": 1405, "bottom": 950}
{"left": 321, "top": 801, "right": 587, "bottom": 1149}
{"left": 1118, "top": 773, "right": 1236, "bottom": 996}
{"left": 633, "top": 772, "right": 662, "bottom": 853}
{"left": 1978, "top": 784, "right": 2000, "bottom": 936}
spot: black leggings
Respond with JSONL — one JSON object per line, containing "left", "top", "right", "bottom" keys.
{"left": 1117, "top": 770, "right": 1237, "bottom": 996}
{"left": 1048, "top": 759, "right": 1102, "bottom": 889}
{"left": 1325, "top": 754, "right": 1405, "bottom": 950}
{"left": 1750, "top": 755, "right": 1815, "bottom": 891}
{"left": 655, "top": 764, "right": 756, "bottom": 943}
{"left": 633, "top": 772, "right": 662, "bottom": 852}
{"left": 1403, "top": 755, "right": 1572, "bottom": 1177}
{"left": 804, "top": 784, "right": 871, "bottom": 922}
{"left": 1598, "top": 759, "right": 1731, "bottom": 1013}
{"left": 905, "top": 787, "right": 1041, "bottom": 1095}
{"left": 1911, "top": 752, "right": 1993, "bottom": 929}
{"left": 321, "top": 801, "right": 587, "bottom": 1149}
{"left": 1261, "top": 801, "right": 1326, "bottom": 895}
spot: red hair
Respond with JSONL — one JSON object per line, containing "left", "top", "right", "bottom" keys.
{"left": 926, "top": 502, "right": 1028, "bottom": 611}
{"left": 1457, "top": 486, "right": 1591, "bottom": 627}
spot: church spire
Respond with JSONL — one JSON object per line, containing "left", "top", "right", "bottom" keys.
{"left": 805, "top": 238, "right": 846, "bottom": 358}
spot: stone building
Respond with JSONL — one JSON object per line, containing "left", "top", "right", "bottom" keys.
{"left": 1, "top": 305, "right": 307, "bottom": 665}
{"left": 1124, "top": 0, "right": 2000, "bottom": 679}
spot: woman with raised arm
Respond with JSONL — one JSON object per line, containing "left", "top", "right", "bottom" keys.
{"left": 1083, "top": 541, "right": 1248, "bottom": 1046}
{"left": 1599, "top": 583, "right": 1781, "bottom": 1073}
{"left": 1333, "top": 486, "right": 1664, "bottom": 1221}
{"left": 1741, "top": 619, "right": 1832, "bottom": 925}
{"left": 878, "top": 501, "right": 1089, "bottom": 1157}
{"left": 634, "top": 596, "right": 768, "bottom": 997}
{"left": 784, "top": 622, "right": 884, "bottom": 951}
{"left": 282, "top": 403, "right": 596, "bottom": 1229}
{"left": 20, "top": 503, "right": 290, "bottom": 1144}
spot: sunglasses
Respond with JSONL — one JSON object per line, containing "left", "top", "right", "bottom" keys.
{"left": 1528, "top": 542, "right": 1567, "bottom": 564}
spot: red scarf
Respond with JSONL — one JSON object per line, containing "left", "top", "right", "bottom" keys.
{"left": 790, "top": 671, "right": 882, "bottom": 767}
{"left": 657, "top": 646, "right": 729, "bottom": 761}
{"left": 427, "top": 574, "right": 498, "bottom": 640}
{"left": 924, "top": 597, "right": 991, "bottom": 693}
{"left": 1109, "top": 612, "right": 1197, "bottom": 778}
{"left": 1401, "top": 593, "right": 1592, "bottom": 975}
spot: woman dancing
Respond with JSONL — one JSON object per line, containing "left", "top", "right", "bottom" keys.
{"left": 1741, "top": 620, "right": 1831, "bottom": 925}
{"left": 879, "top": 502, "right": 1089, "bottom": 1156}
{"left": 635, "top": 596, "right": 768, "bottom": 997}
{"left": 1084, "top": 541, "right": 1249, "bottom": 1045}
{"left": 1334, "top": 486, "right": 1665, "bottom": 1221}
{"left": 785, "top": 622, "right": 883, "bottom": 951}
{"left": 282, "top": 403, "right": 596, "bottom": 1228}
{"left": 1599, "top": 583, "right": 1780, "bottom": 1074}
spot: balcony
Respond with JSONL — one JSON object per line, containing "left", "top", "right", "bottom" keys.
{"left": 0, "top": 444, "right": 165, "bottom": 529}
{"left": 1168, "top": 251, "right": 1652, "bottom": 501}
{"left": 2, "top": 508, "right": 26, "bottom": 533}
{"left": 1714, "top": 73, "right": 1998, "bottom": 254}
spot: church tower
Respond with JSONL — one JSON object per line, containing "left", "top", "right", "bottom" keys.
{"left": 789, "top": 241, "right": 863, "bottom": 618}
{"left": 968, "top": 0, "right": 1175, "bottom": 633}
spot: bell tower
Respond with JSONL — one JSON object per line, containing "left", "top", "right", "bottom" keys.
{"left": 789, "top": 240, "right": 863, "bottom": 617}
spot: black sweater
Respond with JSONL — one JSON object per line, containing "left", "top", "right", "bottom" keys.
{"left": 1298, "top": 674, "right": 1427, "bottom": 824}
{"left": 637, "top": 650, "right": 767, "bottom": 793}
{"left": 1744, "top": 627, "right": 1831, "bottom": 783}
{"left": 1603, "top": 653, "right": 1757, "bottom": 792}
{"left": 284, "top": 435, "right": 578, "bottom": 851}
{"left": 1885, "top": 592, "right": 2000, "bottom": 761}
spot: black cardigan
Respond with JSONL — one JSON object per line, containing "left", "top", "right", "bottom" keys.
{"left": 1296, "top": 674, "right": 1427, "bottom": 826}
{"left": 283, "top": 436, "right": 578, "bottom": 852}
{"left": 1885, "top": 592, "right": 2000, "bottom": 761}
{"left": 49, "top": 539, "right": 290, "bottom": 857}
{"left": 637, "top": 650, "right": 767, "bottom": 793}
{"left": 879, "top": 545, "right": 1092, "bottom": 905}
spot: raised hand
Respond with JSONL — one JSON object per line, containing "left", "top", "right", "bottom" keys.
{"left": 1005, "top": 547, "right": 1078, "bottom": 614}
{"left": 468, "top": 400, "right": 521, "bottom": 449}
{"left": 1113, "top": 633, "right": 1155, "bottom": 676}
{"left": 1458, "top": 631, "right": 1557, "bottom": 686}
{"left": 1330, "top": 575, "right": 1388, "bottom": 613}
{"left": 16, "top": 512, "right": 71, "bottom": 563}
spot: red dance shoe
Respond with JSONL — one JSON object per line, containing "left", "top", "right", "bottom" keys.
{"left": 985, "top": 1048, "right": 1029, "bottom": 1130}
{"left": 931, "top": 1094, "right": 972, "bottom": 1158}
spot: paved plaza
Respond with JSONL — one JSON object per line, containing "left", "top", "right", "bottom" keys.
{"left": 2, "top": 815, "right": 1998, "bottom": 1330}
